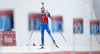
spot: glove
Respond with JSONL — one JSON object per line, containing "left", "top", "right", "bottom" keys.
{"left": 48, "top": 13, "right": 50, "bottom": 17}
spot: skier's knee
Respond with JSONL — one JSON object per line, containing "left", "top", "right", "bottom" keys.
{"left": 47, "top": 30, "right": 51, "bottom": 34}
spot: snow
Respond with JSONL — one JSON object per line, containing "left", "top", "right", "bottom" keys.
{"left": 0, "top": 46, "right": 100, "bottom": 53}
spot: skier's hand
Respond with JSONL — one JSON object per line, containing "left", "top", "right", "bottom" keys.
{"left": 46, "top": 10, "right": 51, "bottom": 17}
{"left": 48, "top": 13, "right": 51, "bottom": 17}
{"left": 46, "top": 10, "right": 51, "bottom": 18}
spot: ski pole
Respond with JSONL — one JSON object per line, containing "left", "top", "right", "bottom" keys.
{"left": 41, "top": 2, "right": 44, "bottom": 7}
{"left": 60, "top": 31, "right": 67, "bottom": 43}
{"left": 29, "top": 31, "right": 33, "bottom": 40}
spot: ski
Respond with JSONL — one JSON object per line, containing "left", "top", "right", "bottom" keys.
{"left": 37, "top": 47, "right": 45, "bottom": 49}
{"left": 55, "top": 45, "right": 60, "bottom": 48}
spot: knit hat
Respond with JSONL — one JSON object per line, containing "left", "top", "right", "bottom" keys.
{"left": 41, "top": 7, "right": 45, "bottom": 10}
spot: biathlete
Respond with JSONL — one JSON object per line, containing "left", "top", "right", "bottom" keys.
{"left": 40, "top": 7, "right": 59, "bottom": 48}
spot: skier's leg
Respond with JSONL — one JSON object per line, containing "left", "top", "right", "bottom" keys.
{"left": 41, "top": 26, "right": 45, "bottom": 47}
{"left": 45, "top": 25, "right": 59, "bottom": 48}
{"left": 45, "top": 25, "right": 54, "bottom": 41}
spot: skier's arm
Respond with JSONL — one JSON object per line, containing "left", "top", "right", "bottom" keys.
{"left": 46, "top": 10, "right": 51, "bottom": 18}
{"left": 46, "top": 13, "right": 51, "bottom": 18}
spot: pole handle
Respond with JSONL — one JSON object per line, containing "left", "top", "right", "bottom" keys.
{"left": 41, "top": 2, "right": 44, "bottom": 7}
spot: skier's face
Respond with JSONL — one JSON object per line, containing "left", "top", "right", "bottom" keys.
{"left": 41, "top": 10, "right": 45, "bottom": 13}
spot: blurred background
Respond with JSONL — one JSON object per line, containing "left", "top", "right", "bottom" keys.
{"left": 0, "top": 0, "right": 100, "bottom": 54}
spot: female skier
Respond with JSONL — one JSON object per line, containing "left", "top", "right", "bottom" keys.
{"left": 40, "top": 7, "right": 59, "bottom": 49}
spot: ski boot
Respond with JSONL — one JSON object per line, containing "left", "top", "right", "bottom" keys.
{"left": 53, "top": 40, "right": 59, "bottom": 48}
{"left": 40, "top": 42, "right": 44, "bottom": 49}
